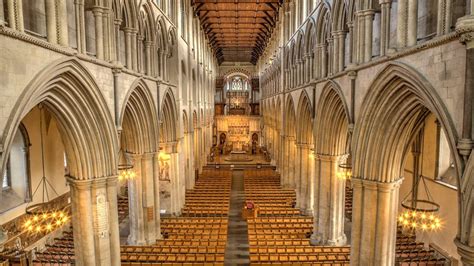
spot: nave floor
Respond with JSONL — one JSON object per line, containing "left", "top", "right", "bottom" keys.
{"left": 1, "top": 166, "right": 451, "bottom": 265}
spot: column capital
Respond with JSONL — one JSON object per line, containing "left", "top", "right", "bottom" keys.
{"left": 351, "top": 177, "right": 404, "bottom": 191}
{"left": 315, "top": 154, "right": 339, "bottom": 162}
{"left": 456, "top": 15, "right": 474, "bottom": 48}
{"left": 91, "top": 6, "right": 104, "bottom": 15}
{"left": 67, "top": 176, "right": 115, "bottom": 190}
{"left": 455, "top": 238, "right": 474, "bottom": 265}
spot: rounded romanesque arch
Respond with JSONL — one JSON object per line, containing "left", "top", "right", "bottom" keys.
{"left": 351, "top": 62, "right": 462, "bottom": 265}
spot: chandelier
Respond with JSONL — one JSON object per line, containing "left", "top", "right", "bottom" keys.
{"left": 398, "top": 175, "right": 442, "bottom": 233}
{"left": 118, "top": 163, "right": 136, "bottom": 181}
{"left": 24, "top": 106, "right": 69, "bottom": 234}
{"left": 337, "top": 154, "right": 352, "bottom": 180}
{"left": 117, "top": 147, "right": 136, "bottom": 182}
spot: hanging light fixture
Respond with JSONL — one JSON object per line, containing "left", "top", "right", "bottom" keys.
{"left": 24, "top": 106, "right": 69, "bottom": 234}
{"left": 117, "top": 148, "right": 136, "bottom": 182}
{"left": 398, "top": 175, "right": 442, "bottom": 233}
{"left": 337, "top": 154, "right": 352, "bottom": 180}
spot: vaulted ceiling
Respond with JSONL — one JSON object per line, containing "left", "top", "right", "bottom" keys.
{"left": 192, "top": 0, "right": 283, "bottom": 65}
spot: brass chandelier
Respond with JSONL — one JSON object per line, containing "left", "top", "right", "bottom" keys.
{"left": 23, "top": 106, "right": 69, "bottom": 234}
{"left": 398, "top": 175, "right": 442, "bottom": 232}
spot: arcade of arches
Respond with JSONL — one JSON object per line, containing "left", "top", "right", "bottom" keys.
{"left": 0, "top": 0, "right": 473, "bottom": 265}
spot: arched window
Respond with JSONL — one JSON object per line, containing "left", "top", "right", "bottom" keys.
{"left": 1, "top": 123, "right": 31, "bottom": 212}
{"left": 231, "top": 77, "right": 243, "bottom": 91}
{"left": 22, "top": 0, "right": 47, "bottom": 38}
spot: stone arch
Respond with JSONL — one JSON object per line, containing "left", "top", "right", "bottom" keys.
{"left": 0, "top": 57, "right": 119, "bottom": 265}
{"left": 182, "top": 110, "right": 189, "bottom": 134}
{"left": 156, "top": 16, "right": 168, "bottom": 53}
{"left": 350, "top": 62, "right": 462, "bottom": 264}
{"left": 160, "top": 89, "right": 178, "bottom": 143}
{"left": 353, "top": 62, "right": 461, "bottom": 183}
{"left": 296, "top": 91, "right": 314, "bottom": 145}
{"left": 315, "top": 81, "right": 350, "bottom": 155}
{"left": 304, "top": 18, "right": 316, "bottom": 55}
{"left": 1, "top": 58, "right": 117, "bottom": 181}
{"left": 119, "top": 79, "right": 159, "bottom": 154}
{"left": 285, "top": 94, "right": 297, "bottom": 138}
{"left": 456, "top": 150, "right": 474, "bottom": 265}
{"left": 311, "top": 80, "right": 351, "bottom": 246}
{"left": 122, "top": 0, "right": 139, "bottom": 30}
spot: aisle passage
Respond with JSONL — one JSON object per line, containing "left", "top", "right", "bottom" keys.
{"left": 224, "top": 169, "right": 250, "bottom": 265}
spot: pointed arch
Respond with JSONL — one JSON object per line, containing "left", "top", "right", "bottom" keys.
{"left": 353, "top": 62, "right": 462, "bottom": 183}
{"left": 160, "top": 89, "right": 178, "bottom": 143}
{"left": 296, "top": 91, "right": 314, "bottom": 145}
{"left": 122, "top": 0, "right": 139, "bottom": 29}
{"left": 119, "top": 79, "right": 159, "bottom": 154}
{"left": 1, "top": 58, "right": 117, "bottom": 180}
{"left": 285, "top": 94, "right": 297, "bottom": 138}
{"left": 315, "top": 81, "right": 350, "bottom": 155}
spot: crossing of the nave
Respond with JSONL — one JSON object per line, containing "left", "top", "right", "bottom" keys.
{"left": 0, "top": 0, "right": 474, "bottom": 265}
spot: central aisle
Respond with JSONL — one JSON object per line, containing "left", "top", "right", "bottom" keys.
{"left": 224, "top": 169, "right": 250, "bottom": 265}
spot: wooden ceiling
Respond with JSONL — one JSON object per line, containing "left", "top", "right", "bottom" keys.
{"left": 192, "top": 0, "right": 283, "bottom": 65}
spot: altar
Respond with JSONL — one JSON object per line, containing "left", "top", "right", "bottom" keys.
{"left": 215, "top": 115, "right": 261, "bottom": 155}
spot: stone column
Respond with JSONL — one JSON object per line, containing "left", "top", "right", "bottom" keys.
{"left": 380, "top": 1, "right": 391, "bottom": 56}
{"left": 356, "top": 12, "right": 364, "bottom": 64}
{"left": 131, "top": 30, "right": 138, "bottom": 71}
{"left": 407, "top": 0, "right": 418, "bottom": 46}
{"left": 295, "top": 144, "right": 303, "bottom": 208}
{"left": 397, "top": 0, "right": 408, "bottom": 48}
{"left": 92, "top": 7, "right": 104, "bottom": 60}
{"left": 137, "top": 36, "right": 144, "bottom": 74}
{"left": 436, "top": 0, "right": 452, "bottom": 36}
{"left": 170, "top": 151, "right": 182, "bottom": 214}
{"left": 311, "top": 154, "right": 346, "bottom": 246}
{"left": 106, "top": 177, "right": 120, "bottom": 266}
{"left": 152, "top": 152, "right": 162, "bottom": 239}
{"left": 145, "top": 41, "right": 152, "bottom": 75}
{"left": 57, "top": 0, "right": 69, "bottom": 46}
{"left": 113, "top": 20, "right": 121, "bottom": 63}
{"left": 288, "top": 137, "right": 297, "bottom": 189}
{"left": 102, "top": 8, "right": 111, "bottom": 61}
{"left": 299, "top": 144, "right": 311, "bottom": 213}
{"left": 75, "top": 0, "right": 86, "bottom": 54}
{"left": 321, "top": 44, "right": 328, "bottom": 77}
{"left": 141, "top": 152, "right": 158, "bottom": 244}
{"left": 127, "top": 153, "right": 146, "bottom": 245}
{"left": 327, "top": 37, "right": 334, "bottom": 76}
{"left": 281, "top": 135, "right": 289, "bottom": 187}
{"left": 350, "top": 178, "right": 402, "bottom": 266}
{"left": 454, "top": 12, "right": 474, "bottom": 265}
{"left": 347, "top": 22, "right": 355, "bottom": 66}
{"left": 333, "top": 31, "right": 345, "bottom": 73}
{"left": 68, "top": 176, "right": 120, "bottom": 266}
{"left": 45, "top": 0, "right": 58, "bottom": 44}
{"left": 363, "top": 10, "right": 374, "bottom": 62}
{"left": 124, "top": 28, "right": 133, "bottom": 69}
{"left": 69, "top": 178, "right": 95, "bottom": 266}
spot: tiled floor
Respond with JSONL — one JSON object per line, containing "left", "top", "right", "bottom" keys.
{"left": 224, "top": 170, "right": 250, "bottom": 265}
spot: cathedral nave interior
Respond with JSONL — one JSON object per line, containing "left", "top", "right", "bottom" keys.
{"left": 0, "top": 0, "right": 473, "bottom": 265}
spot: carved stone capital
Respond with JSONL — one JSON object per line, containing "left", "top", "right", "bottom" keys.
{"left": 456, "top": 15, "right": 474, "bottom": 48}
